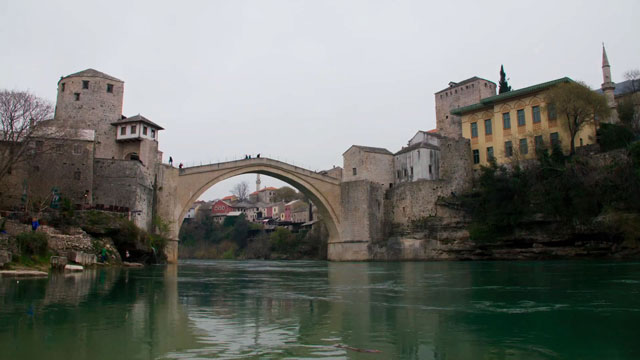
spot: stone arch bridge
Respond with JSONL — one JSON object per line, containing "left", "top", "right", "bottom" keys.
{"left": 155, "top": 158, "right": 374, "bottom": 262}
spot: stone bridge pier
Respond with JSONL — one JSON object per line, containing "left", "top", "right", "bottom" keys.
{"left": 154, "top": 158, "right": 375, "bottom": 262}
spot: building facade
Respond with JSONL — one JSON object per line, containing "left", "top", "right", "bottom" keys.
{"left": 452, "top": 77, "right": 598, "bottom": 167}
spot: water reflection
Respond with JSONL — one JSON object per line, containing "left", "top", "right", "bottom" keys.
{"left": 1, "top": 261, "right": 640, "bottom": 359}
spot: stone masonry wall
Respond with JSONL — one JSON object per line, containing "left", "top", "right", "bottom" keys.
{"left": 93, "top": 159, "right": 154, "bottom": 230}
{"left": 340, "top": 180, "right": 386, "bottom": 244}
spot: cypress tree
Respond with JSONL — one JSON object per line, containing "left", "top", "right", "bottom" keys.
{"left": 499, "top": 65, "right": 511, "bottom": 94}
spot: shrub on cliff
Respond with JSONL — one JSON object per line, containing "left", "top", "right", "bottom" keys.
{"left": 16, "top": 231, "right": 48, "bottom": 256}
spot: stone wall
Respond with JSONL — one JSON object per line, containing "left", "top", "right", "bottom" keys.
{"left": 340, "top": 180, "right": 386, "bottom": 244}
{"left": 93, "top": 159, "right": 154, "bottom": 230}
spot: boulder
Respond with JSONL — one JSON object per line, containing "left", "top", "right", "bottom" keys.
{"left": 0, "top": 250, "right": 11, "bottom": 267}
{"left": 67, "top": 251, "right": 96, "bottom": 266}
{"left": 50, "top": 256, "right": 68, "bottom": 269}
{"left": 64, "top": 264, "right": 83, "bottom": 272}
{"left": 123, "top": 261, "right": 144, "bottom": 268}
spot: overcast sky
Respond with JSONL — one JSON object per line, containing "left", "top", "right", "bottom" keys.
{"left": 1, "top": 0, "right": 638, "bottom": 200}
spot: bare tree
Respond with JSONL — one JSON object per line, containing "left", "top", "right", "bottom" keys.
{"left": 545, "top": 81, "right": 610, "bottom": 155}
{"left": 625, "top": 69, "right": 640, "bottom": 92}
{"left": 231, "top": 181, "right": 249, "bottom": 201}
{"left": 0, "top": 90, "right": 53, "bottom": 181}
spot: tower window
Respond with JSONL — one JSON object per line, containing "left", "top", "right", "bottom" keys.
{"left": 61, "top": 83, "right": 65, "bottom": 92}
{"left": 143, "top": 126, "right": 148, "bottom": 135}
{"left": 120, "top": 126, "right": 126, "bottom": 135}
{"left": 151, "top": 129, "right": 156, "bottom": 138}
{"left": 107, "top": 84, "right": 113, "bottom": 93}
{"left": 130, "top": 125, "right": 136, "bottom": 134}
{"left": 352, "top": 167, "right": 357, "bottom": 176}
{"left": 82, "top": 80, "right": 89, "bottom": 89}
{"left": 74, "top": 93, "right": 80, "bottom": 101}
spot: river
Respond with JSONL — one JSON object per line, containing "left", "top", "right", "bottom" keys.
{"left": 1, "top": 260, "right": 639, "bottom": 359}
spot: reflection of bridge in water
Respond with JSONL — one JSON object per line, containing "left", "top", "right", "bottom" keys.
{"left": 156, "top": 157, "right": 365, "bottom": 262}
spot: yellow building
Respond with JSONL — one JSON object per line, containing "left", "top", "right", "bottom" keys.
{"left": 451, "top": 77, "right": 597, "bottom": 167}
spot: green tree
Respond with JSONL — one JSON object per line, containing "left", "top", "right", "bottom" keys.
{"left": 545, "top": 81, "right": 610, "bottom": 155}
{"left": 498, "top": 65, "right": 511, "bottom": 94}
{"left": 273, "top": 186, "right": 303, "bottom": 202}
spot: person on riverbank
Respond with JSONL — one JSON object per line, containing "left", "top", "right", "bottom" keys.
{"left": 31, "top": 217, "right": 39, "bottom": 232}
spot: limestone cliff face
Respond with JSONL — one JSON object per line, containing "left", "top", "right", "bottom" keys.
{"left": 373, "top": 203, "right": 640, "bottom": 261}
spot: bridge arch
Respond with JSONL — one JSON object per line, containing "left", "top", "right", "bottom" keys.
{"left": 159, "top": 158, "right": 342, "bottom": 261}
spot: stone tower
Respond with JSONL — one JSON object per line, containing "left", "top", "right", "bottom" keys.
{"left": 54, "top": 69, "right": 124, "bottom": 158}
{"left": 601, "top": 44, "right": 618, "bottom": 123}
{"left": 435, "top": 77, "right": 496, "bottom": 138}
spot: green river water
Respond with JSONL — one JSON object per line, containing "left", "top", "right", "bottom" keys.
{"left": 1, "top": 260, "right": 639, "bottom": 359}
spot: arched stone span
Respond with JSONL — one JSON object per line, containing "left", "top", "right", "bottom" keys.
{"left": 155, "top": 158, "right": 342, "bottom": 262}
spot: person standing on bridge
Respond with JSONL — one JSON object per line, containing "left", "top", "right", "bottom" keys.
{"left": 257, "top": 153, "right": 260, "bottom": 158}
{"left": 169, "top": 156, "right": 173, "bottom": 166}
{"left": 179, "top": 163, "right": 183, "bottom": 169}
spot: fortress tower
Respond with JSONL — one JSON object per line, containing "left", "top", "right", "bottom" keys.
{"left": 435, "top": 77, "right": 496, "bottom": 138}
{"left": 55, "top": 69, "right": 124, "bottom": 158}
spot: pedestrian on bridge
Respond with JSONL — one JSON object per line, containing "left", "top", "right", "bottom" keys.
{"left": 179, "top": 163, "right": 183, "bottom": 169}
{"left": 169, "top": 156, "right": 173, "bottom": 166}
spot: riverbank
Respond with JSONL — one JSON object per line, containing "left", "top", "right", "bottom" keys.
{"left": 0, "top": 210, "right": 167, "bottom": 273}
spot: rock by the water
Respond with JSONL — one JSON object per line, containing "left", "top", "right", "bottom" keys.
{"left": 0, "top": 270, "right": 48, "bottom": 277}
{"left": 50, "top": 256, "right": 68, "bottom": 269}
{"left": 123, "top": 262, "right": 144, "bottom": 268}
{"left": 68, "top": 251, "right": 96, "bottom": 266}
{"left": 64, "top": 264, "right": 83, "bottom": 272}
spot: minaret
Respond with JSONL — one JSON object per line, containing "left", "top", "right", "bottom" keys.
{"left": 256, "top": 174, "right": 261, "bottom": 193}
{"left": 601, "top": 44, "right": 618, "bottom": 123}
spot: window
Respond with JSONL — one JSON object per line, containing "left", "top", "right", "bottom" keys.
{"left": 74, "top": 170, "right": 81, "bottom": 180}
{"left": 484, "top": 119, "right": 492, "bottom": 135}
{"left": 472, "top": 149, "right": 480, "bottom": 164}
{"left": 73, "top": 144, "right": 82, "bottom": 155}
{"left": 532, "top": 106, "right": 541, "bottom": 123}
{"left": 131, "top": 125, "right": 136, "bottom": 134}
{"left": 151, "top": 129, "right": 155, "bottom": 138}
{"left": 534, "top": 135, "right": 544, "bottom": 151}
{"left": 410, "top": 166, "right": 414, "bottom": 176}
{"left": 471, "top": 122, "right": 478, "bottom": 138}
{"left": 550, "top": 132, "right": 560, "bottom": 147}
{"left": 502, "top": 112, "right": 511, "bottom": 129}
{"left": 505, "top": 141, "right": 513, "bottom": 157}
{"left": 120, "top": 126, "right": 126, "bottom": 135}
{"left": 82, "top": 80, "right": 89, "bottom": 89}
{"left": 517, "top": 109, "right": 525, "bottom": 126}
{"left": 487, "top": 146, "right": 494, "bottom": 160}
{"left": 403, "top": 169, "right": 408, "bottom": 177}
{"left": 143, "top": 126, "right": 148, "bottom": 135}
{"left": 107, "top": 84, "right": 113, "bottom": 93}
{"left": 548, "top": 103, "right": 557, "bottom": 121}
{"left": 55, "top": 143, "right": 64, "bottom": 153}
{"left": 352, "top": 168, "right": 357, "bottom": 176}
{"left": 428, "top": 164, "right": 432, "bottom": 174}
{"left": 33, "top": 165, "right": 40, "bottom": 172}
{"left": 519, "top": 138, "right": 528, "bottom": 155}
{"left": 397, "top": 170, "right": 401, "bottom": 178}
{"left": 61, "top": 83, "right": 65, "bottom": 92}
{"left": 74, "top": 93, "right": 80, "bottom": 101}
